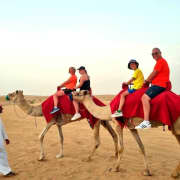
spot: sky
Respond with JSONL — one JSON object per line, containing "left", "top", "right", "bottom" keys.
{"left": 0, "top": 0, "right": 180, "bottom": 95}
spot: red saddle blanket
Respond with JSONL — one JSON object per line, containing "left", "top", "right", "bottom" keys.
{"left": 41, "top": 95, "right": 105, "bottom": 128}
{"left": 110, "top": 87, "right": 180, "bottom": 127}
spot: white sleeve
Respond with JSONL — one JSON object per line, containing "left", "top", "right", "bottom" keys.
{"left": 0, "top": 118, "right": 8, "bottom": 140}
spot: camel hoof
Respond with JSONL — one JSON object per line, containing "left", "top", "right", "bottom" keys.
{"left": 142, "top": 169, "right": 152, "bottom": 176}
{"left": 109, "top": 166, "right": 120, "bottom": 172}
{"left": 56, "top": 154, "right": 64, "bottom": 159}
{"left": 38, "top": 156, "right": 45, "bottom": 161}
{"left": 114, "top": 168, "right": 120, "bottom": 172}
{"left": 171, "top": 171, "right": 179, "bottom": 178}
{"left": 82, "top": 157, "right": 91, "bottom": 162}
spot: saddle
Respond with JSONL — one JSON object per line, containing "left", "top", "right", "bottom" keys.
{"left": 110, "top": 81, "right": 180, "bottom": 128}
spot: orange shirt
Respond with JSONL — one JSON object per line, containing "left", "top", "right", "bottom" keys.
{"left": 64, "top": 75, "right": 77, "bottom": 89}
{"left": 152, "top": 58, "right": 170, "bottom": 88}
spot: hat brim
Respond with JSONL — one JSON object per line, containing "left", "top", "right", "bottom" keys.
{"left": 78, "top": 68, "right": 85, "bottom": 70}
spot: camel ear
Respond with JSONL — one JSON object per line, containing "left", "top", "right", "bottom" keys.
{"left": 16, "top": 90, "right": 18, "bottom": 94}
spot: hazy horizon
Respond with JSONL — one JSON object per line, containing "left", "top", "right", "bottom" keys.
{"left": 0, "top": 0, "right": 180, "bottom": 96}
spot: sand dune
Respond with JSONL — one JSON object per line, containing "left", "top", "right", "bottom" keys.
{"left": 0, "top": 95, "right": 179, "bottom": 180}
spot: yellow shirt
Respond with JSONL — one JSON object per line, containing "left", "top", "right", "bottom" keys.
{"left": 132, "top": 68, "right": 144, "bottom": 90}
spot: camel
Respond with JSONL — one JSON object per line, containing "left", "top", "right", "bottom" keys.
{"left": 7, "top": 90, "right": 118, "bottom": 162}
{"left": 72, "top": 90, "right": 180, "bottom": 178}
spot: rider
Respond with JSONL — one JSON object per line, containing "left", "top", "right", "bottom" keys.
{"left": 50, "top": 67, "right": 77, "bottom": 114}
{"left": 111, "top": 59, "right": 144, "bottom": 117}
{"left": 71, "top": 66, "right": 91, "bottom": 121}
{"left": 135, "top": 48, "right": 170, "bottom": 129}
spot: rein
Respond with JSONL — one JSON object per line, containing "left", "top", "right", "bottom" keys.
{"left": 12, "top": 101, "right": 38, "bottom": 128}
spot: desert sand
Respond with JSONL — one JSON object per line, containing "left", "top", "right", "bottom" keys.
{"left": 0, "top": 95, "right": 179, "bottom": 180}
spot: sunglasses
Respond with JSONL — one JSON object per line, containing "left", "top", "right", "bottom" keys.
{"left": 152, "top": 52, "right": 159, "bottom": 56}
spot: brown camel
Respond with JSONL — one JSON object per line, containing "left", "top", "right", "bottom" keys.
{"left": 72, "top": 90, "right": 180, "bottom": 178}
{"left": 7, "top": 90, "right": 118, "bottom": 161}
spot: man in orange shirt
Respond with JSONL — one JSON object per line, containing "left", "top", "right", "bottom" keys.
{"left": 50, "top": 67, "right": 77, "bottom": 114}
{"left": 135, "top": 48, "right": 170, "bottom": 129}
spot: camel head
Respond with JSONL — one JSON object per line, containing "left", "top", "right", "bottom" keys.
{"left": 72, "top": 90, "right": 91, "bottom": 102}
{"left": 6, "top": 90, "right": 24, "bottom": 103}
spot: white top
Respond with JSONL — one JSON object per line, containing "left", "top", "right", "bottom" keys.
{"left": 0, "top": 117, "right": 8, "bottom": 141}
{"left": 0, "top": 117, "right": 11, "bottom": 175}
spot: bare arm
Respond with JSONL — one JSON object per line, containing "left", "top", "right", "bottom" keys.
{"left": 76, "top": 76, "right": 86, "bottom": 89}
{"left": 59, "top": 77, "right": 72, "bottom": 88}
{"left": 126, "top": 77, "right": 135, "bottom": 85}
{"left": 146, "top": 70, "right": 158, "bottom": 82}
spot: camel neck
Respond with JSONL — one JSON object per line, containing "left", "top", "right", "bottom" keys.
{"left": 15, "top": 97, "right": 42, "bottom": 116}
{"left": 16, "top": 98, "right": 33, "bottom": 114}
{"left": 82, "top": 96, "right": 111, "bottom": 120}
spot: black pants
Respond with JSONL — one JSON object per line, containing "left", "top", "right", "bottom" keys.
{"left": 62, "top": 89, "right": 76, "bottom": 101}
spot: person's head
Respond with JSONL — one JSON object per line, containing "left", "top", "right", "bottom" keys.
{"left": 0, "top": 105, "right": 3, "bottom": 114}
{"left": 77, "top": 66, "right": 87, "bottom": 75}
{"left": 128, "top": 59, "right": 139, "bottom": 70}
{"left": 152, "top": 48, "right": 162, "bottom": 61}
{"left": 69, "top": 67, "right": 76, "bottom": 75}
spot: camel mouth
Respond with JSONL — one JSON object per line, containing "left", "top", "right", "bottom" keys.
{"left": 6, "top": 90, "right": 24, "bottom": 103}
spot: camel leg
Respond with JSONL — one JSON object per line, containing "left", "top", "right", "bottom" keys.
{"left": 38, "top": 121, "right": 55, "bottom": 161}
{"left": 100, "top": 121, "right": 119, "bottom": 159}
{"left": 56, "top": 125, "right": 64, "bottom": 159}
{"left": 113, "top": 123, "right": 124, "bottom": 172}
{"left": 85, "top": 120, "right": 101, "bottom": 161}
{"left": 129, "top": 129, "right": 151, "bottom": 176}
{"left": 171, "top": 134, "right": 180, "bottom": 178}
